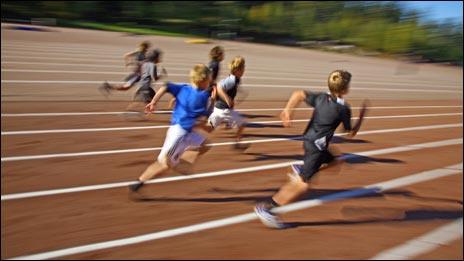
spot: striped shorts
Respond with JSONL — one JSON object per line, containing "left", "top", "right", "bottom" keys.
{"left": 157, "top": 124, "right": 206, "bottom": 166}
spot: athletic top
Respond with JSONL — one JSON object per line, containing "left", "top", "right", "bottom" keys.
{"left": 139, "top": 62, "right": 158, "bottom": 89}
{"left": 133, "top": 51, "right": 146, "bottom": 74}
{"left": 167, "top": 82, "right": 211, "bottom": 131}
{"left": 303, "top": 92, "right": 352, "bottom": 150}
{"left": 214, "top": 74, "right": 240, "bottom": 109}
{"left": 208, "top": 60, "right": 220, "bottom": 82}
{"left": 135, "top": 51, "right": 146, "bottom": 62}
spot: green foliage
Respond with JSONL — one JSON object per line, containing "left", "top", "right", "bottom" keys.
{"left": 2, "top": 1, "right": 462, "bottom": 65}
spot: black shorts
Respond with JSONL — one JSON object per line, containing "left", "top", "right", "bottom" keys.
{"left": 134, "top": 87, "right": 156, "bottom": 104}
{"left": 300, "top": 139, "right": 335, "bottom": 181}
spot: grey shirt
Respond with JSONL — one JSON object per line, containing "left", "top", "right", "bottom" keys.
{"left": 303, "top": 92, "right": 352, "bottom": 149}
{"left": 215, "top": 74, "right": 240, "bottom": 109}
{"left": 139, "top": 62, "right": 158, "bottom": 89}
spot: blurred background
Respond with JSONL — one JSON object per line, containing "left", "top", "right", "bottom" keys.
{"left": 2, "top": 1, "right": 463, "bottom": 66}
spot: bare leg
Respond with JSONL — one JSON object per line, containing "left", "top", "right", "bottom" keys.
{"left": 180, "top": 150, "right": 200, "bottom": 164}
{"left": 272, "top": 176, "right": 310, "bottom": 206}
{"left": 236, "top": 125, "right": 245, "bottom": 142}
{"left": 107, "top": 81, "right": 133, "bottom": 91}
{"left": 180, "top": 141, "right": 211, "bottom": 164}
{"left": 129, "top": 159, "right": 170, "bottom": 194}
{"left": 113, "top": 82, "right": 133, "bottom": 91}
{"left": 233, "top": 125, "right": 249, "bottom": 150}
{"left": 138, "top": 161, "right": 170, "bottom": 182}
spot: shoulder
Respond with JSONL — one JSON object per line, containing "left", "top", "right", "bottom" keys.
{"left": 220, "top": 75, "right": 236, "bottom": 86}
{"left": 209, "top": 60, "right": 219, "bottom": 68}
{"left": 167, "top": 82, "right": 188, "bottom": 90}
{"left": 304, "top": 91, "right": 325, "bottom": 99}
{"left": 339, "top": 103, "right": 351, "bottom": 115}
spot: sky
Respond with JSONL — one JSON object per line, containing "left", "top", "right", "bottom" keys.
{"left": 401, "top": 1, "right": 463, "bottom": 23}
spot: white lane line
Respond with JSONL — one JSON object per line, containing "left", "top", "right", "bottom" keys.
{"left": 2, "top": 68, "right": 461, "bottom": 89}
{"left": 1, "top": 138, "right": 462, "bottom": 201}
{"left": 1, "top": 68, "right": 184, "bottom": 77}
{"left": 1, "top": 48, "right": 205, "bottom": 60}
{"left": 1, "top": 55, "right": 200, "bottom": 65}
{"left": 3, "top": 61, "right": 461, "bottom": 87}
{"left": 2, "top": 55, "right": 331, "bottom": 73}
{"left": 1, "top": 123, "right": 462, "bottom": 162}
{"left": 1, "top": 80, "right": 460, "bottom": 93}
{"left": 243, "top": 84, "right": 462, "bottom": 93}
{"left": 1, "top": 43, "right": 462, "bottom": 83}
{"left": 2, "top": 106, "right": 462, "bottom": 117}
{"left": 370, "top": 218, "right": 463, "bottom": 260}
{"left": 1, "top": 111, "right": 174, "bottom": 117}
{"left": 1, "top": 61, "right": 191, "bottom": 70}
{"left": 3, "top": 113, "right": 462, "bottom": 136}
{"left": 6, "top": 163, "right": 462, "bottom": 260}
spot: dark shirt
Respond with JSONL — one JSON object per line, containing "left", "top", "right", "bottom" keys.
{"left": 303, "top": 92, "right": 352, "bottom": 150}
{"left": 208, "top": 60, "right": 220, "bottom": 82}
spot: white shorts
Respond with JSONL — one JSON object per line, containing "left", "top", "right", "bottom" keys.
{"left": 158, "top": 124, "right": 206, "bottom": 166}
{"left": 208, "top": 107, "right": 244, "bottom": 129}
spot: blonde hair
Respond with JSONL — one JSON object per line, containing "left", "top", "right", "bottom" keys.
{"left": 229, "top": 56, "right": 245, "bottom": 73}
{"left": 190, "top": 64, "right": 211, "bottom": 85}
{"left": 209, "top": 46, "right": 224, "bottom": 61}
{"left": 328, "top": 70, "right": 351, "bottom": 94}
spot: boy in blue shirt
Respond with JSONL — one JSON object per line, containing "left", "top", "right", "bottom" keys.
{"left": 129, "top": 64, "right": 215, "bottom": 193}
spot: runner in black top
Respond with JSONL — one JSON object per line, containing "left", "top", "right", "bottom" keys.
{"left": 254, "top": 70, "right": 369, "bottom": 229}
{"left": 168, "top": 46, "right": 224, "bottom": 110}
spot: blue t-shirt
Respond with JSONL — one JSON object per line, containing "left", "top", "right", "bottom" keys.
{"left": 167, "top": 82, "right": 211, "bottom": 131}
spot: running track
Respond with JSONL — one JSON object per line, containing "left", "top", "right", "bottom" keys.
{"left": 1, "top": 23, "right": 462, "bottom": 259}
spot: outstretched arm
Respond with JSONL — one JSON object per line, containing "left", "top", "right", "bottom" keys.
{"left": 347, "top": 99, "right": 369, "bottom": 138}
{"left": 145, "top": 84, "right": 168, "bottom": 114}
{"left": 216, "top": 84, "right": 234, "bottom": 108}
{"left": 124, "top": 50, "right": 138, "bottom": 67}
{"left": 280, "top": 90, "right": 307, "bottom": 127}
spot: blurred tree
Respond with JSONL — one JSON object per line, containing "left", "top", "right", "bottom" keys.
{"left": 1, "top": 1, "right": 461, "bottom": 65}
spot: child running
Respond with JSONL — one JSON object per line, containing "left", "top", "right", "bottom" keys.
{"left": 254, "top": 70, "right": 368, "bottom": 228}
{"left": 129, "top": 49, "right": 167, "bottom": 109}
{"left": 129, "top": 64, "right": 214, "bottom": 194}
{"left": 114, "top": 49, "right": 167, "bottom": 117}
{"left": 207, "top": 56, "right": 248, "bottom": 149}
{"left": 168, "top": 45, "right": 225, "bottom": 109}
{"left": 99, "top": 41, "right": 151, "bottom": 95}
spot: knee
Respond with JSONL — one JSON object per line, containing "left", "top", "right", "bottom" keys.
{"left": 157, "top": 155, "right": 171, "bottom": 168}
{"left": 296, "top": 180, "right": 310, "bottom": 191}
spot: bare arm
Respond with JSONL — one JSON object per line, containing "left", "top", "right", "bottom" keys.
{"left": 347, "top": 100, "right": 369, "bottom": 138}
{"left": 153, "top": 67, "right": 168, "bottom": 81}
{"left": 205, "top": 84, "right": 217, "bottom": 115}
{"left": 216, "top": 84, "right": 234, "bottom": 108}
{"left": 280, "top": 90, "right": 307, "bottom": 127}
{"left": 124, "top": 50, "right": 138, "bottom": 66}
{"left": 145, "top": 84, "right": 168, "bottom": 114}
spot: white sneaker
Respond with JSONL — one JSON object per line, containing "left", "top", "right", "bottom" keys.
{"left": 254, "top": 204, "right": 286, "bottom": 229}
